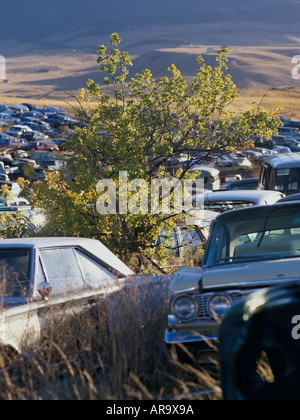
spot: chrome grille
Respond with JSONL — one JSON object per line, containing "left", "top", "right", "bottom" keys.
{"left": 194, "top": 291, "right": 244, "bottom": 320}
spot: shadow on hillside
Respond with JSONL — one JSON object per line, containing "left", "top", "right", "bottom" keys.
{"left": 19, "top": 50, "right": 289, "bottom": 91}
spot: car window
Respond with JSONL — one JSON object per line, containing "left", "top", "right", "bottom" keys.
{"left": 75, "top": 250, "right": 116, "bottom": 287}
{"left": 180, "top": 227, "right": 204, "bottom": 251}
{"left": 275, "top": 168, "right": 300, "bottom": 192}
{"left": 0, "top": 249, "right": 30, "bottom": 298}
{"left": 235, "top": 228, "right": 300, "bottom": 256}
{"left": 40, "top": 248, "right": 84, "bottom": 293}
{"left": 229, "top": 182, "right": 258, "bottom": 191}
{"left": 205, "top": 206, "right": 300, "bottom": 265}
{"left": 157, "top": 228, "right": 180, "bottom": 257}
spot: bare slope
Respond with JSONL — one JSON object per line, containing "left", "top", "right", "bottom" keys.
{"left": 1, "top": 1, "right": 300, "bottom": 107}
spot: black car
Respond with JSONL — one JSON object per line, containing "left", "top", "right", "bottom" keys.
{"left": 227, "top": 178, "right": 259, "bottom": 191}
{"left": 220, "top": 282, "right": 300, "bottom": 400}
{"left": 47, "top": 114, "right": 78, "bottom": 129}
{"left": 21, "top": 111, "right": 47, "bottom": 121}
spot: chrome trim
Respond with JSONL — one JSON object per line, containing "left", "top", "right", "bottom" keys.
{"left": 165, "top": 330, "right": 218, "bottom": 345}
{"left": 203, "top": 277, "right": 300, "bottom": 291}
{"left": 194, "top": 290, "right": 244, "bottom": 321}
{"left": 167, "top": 314, "right": 218, "bottom": 329}
{"left": 172, "top": 286, "right": 200, "bottom": 296}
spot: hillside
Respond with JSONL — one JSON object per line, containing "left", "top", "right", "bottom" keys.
{"left": 1, "top": 0, "right": 300, "bottom": 103}
{"left": 1, "top": 0, "right": 300, "bottom": 52}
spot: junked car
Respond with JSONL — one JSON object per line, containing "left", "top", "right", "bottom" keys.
{"left": 156, "top": 211, "right": 218, "bottom": 264}
{"left": 227, "top": 178, "right": 259, "bottom": 191}
{"left": 220, "top": 281, "right": 300, "bottom": 400}
{"left": 6, "top": 125, "right": 33, "bottom": 139}
{"left": 259, "top": 153, "right": 300, "bottom": 196}
{"left": 216, "top": 154, "right": 252, "bottom": 173}
{"left": 0, "top": 113, "right": 18, "bottom": 124}
{"left": 0, "top": 237, "right": 135, "bottom": 359}
{"left": 187, "top": 164, "right": 221, "bottom": 191}
{"left": 165, "top": 201, "right": 300, "bottom": 361}
{"left": 193, "top": 190, "right": 284, "bottom": 214}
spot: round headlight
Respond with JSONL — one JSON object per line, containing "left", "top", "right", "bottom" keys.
{"left": 171, "top": 295, "right": 198, "bottom": 321}
{"left": 208, "top": 294, "right": 232, "bottom": 320}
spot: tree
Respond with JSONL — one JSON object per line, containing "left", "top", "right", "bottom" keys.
{"left": 24, "top": 33, "right": 282, "bottom": 273}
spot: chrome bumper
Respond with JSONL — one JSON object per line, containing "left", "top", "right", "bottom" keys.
{"left": 165, "top": 315, "right": 219, "bottom": 344}
{"left": 165, "top": 330, "right": 219, "bottom": 344}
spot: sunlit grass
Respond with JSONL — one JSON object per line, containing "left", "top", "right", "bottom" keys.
{"left": 0, "top": 278, "right": 222, "bottom": 400}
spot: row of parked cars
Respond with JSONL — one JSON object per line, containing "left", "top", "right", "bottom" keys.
{"left": 1, "top": 102, "right": 300, "bottom": 399}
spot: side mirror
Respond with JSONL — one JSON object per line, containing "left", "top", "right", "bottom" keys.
{"left": 38, "top": 281, "right": 52, "bottom": 300}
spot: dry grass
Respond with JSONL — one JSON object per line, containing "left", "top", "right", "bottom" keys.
{"left": 0, "top": 278, "right": 222, "bottom": 400}
{"left": 1, "top": 43, "right": 300, "bottom": 119}
{"left": 1, "top": 85, "right": 300, "bottom": 123}
{"left": 228, "top": 86, "right": 300, "bottom": 120}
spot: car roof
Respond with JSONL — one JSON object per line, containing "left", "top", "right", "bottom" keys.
{"left": 202, "top": 190, "right": 283, "bottom": 203}
{"left": 265, "top": 153, "right": 300, "bottom": 168}
{"left": 214, "top": 200, "right": 300, "bottom": 222}
{"left": 188, "top": 164, "right": 220, "bottom": 176}
{"left": 0, "top": 237, "right": 134, "bottom": 277}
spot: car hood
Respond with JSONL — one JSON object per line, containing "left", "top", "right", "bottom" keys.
{"left": 169, "top": 267, "right": 203, "bottom": 296}
{"left": 202, "top": 258, "right": 300, "bottom": 288}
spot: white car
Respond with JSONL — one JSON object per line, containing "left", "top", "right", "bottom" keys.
{"left": 192, "top": 190, "right": 284, "bottom": 213}
{"left": 6, "top": 125, "right": 33, "bottom": 137}
{"left": 0, "top": 237, "right": 172, "bottom": 362}
{"left": 216, "top": 154, "right": 252, "bottom": 172}
{"left": 187, "top": 164, "right": 221, "bottom": 191}
{"left": 0, "top": 237, "right": 134, "bottom": 358}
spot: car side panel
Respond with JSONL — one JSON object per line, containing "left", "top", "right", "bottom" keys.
{"left": 1, "top": 303, "right": 40, "bottom": 353}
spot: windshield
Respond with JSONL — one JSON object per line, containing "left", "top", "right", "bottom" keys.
{"left": 0, "top": 249, "right": 30, "bottom": 297}
{"left": 275, "top": 167, "right": 300, "bottom": 192}
{"left": 205, "top": 205, "right": 300, "bottom": 266}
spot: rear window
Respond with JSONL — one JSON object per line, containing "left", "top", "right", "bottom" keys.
{"left": 229, "top": 181, "right": 258, "bottom": 191}
{"left": 0, "top": 249, "right": 30, "bottom": 297}
{"left": 204, "top": 200, "right": 255, "bottom": 213}
{"left": 75, "top": 250, "right": 116, "bottom": 287}
{"left": 275, "top": 168, "right": 300, "bottom": 192}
